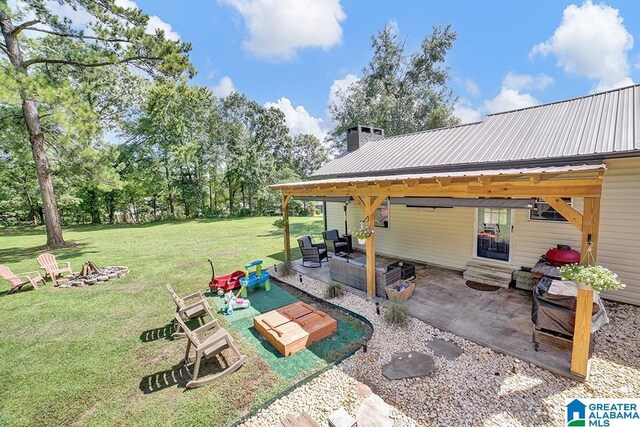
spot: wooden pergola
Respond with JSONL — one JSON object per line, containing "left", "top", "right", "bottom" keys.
{"left": 270, "top": 164, "right": 606, "bottom": 378}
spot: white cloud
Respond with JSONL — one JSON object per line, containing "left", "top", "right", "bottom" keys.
{"left": 15, "top": 0, "right": 181, "bottom": 42}
{"left": 265, "top": 97, "right": 326, "bottom": 140}
{"left": 327, "top": 73, "right": 359, "bottom": 113}
{"left": 145, "top": 15, "right": 181, "bottom": 42}
{"left": 454, "top": 72, "right": 551, "bottom": 121}
{"left": 453, "top": 98, "right": 483, "bottom": 124}
{"left": 483, "top": 87, "right": 539, "bottom": 114}
{"left": 530, "top": 0, "right": 634, "bottom": 92}
{"left": 211, "top": 76, "right": 236, "bottom": 98}
{"left": 502, "top": 72, "right": 553, "bottom": 91}
{"left": 463, "top": 78, "right": 480, "bottom": 97}
{"left": 221, "top": 0, "right": 346, "bottom": 60}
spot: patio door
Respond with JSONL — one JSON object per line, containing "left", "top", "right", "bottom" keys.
{"left": 474, "top": 208, "right": 513, "bottom": 263}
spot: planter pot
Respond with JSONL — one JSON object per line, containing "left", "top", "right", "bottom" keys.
{"left": 357, "top": 238, "right": 367, "bottom": 244}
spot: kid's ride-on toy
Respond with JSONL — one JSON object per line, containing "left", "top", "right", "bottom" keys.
{"left": 208, "top": 259, "right": 245, "bottom": 296}
{"left": 223, "top": 291, "right": 251, "bottom": 315}
{"left": 238, "top": 260, "right": 271, "bottom": 298}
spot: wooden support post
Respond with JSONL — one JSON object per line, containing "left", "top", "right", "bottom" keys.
{"left": 364, "top": 196, "right": 376, "bottom": 298}
{"left": 571, "top": 284, "right": 594, "bottom": 377}
{"left": 282, "top": 194, "right": 291, "bottom": 266}
{"left": 580, "top": 197, "right": 601, "bottom": 265}
{"left": 570, "top": 196, "right": 601, "bottom": 378}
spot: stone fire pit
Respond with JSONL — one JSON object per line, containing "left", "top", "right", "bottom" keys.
{"left": 57, "top": 265, "right": 129, "bottom": 288}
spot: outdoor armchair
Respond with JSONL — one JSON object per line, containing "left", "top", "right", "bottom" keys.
{"left": 166, "top": 284, "right": 219, "bottom": 339}
{"left": 0, "top": 265, "right": 45, "bottom": 294}
{"left": 174, "top": 315, "right": 247, "bottom": 388}
{"left": 36, "top": 253, "right": 73, "bottom": 285}
{"left": 322, "top": 229, "right": 350, "bottom": 255}
{"left": 297, "top": 236, "right": 328, "bottom": 267}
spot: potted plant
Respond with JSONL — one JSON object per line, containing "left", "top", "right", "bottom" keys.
{"left": 352, "top": 226, "right": 374, "bottom": 244}
{"left": 558, "top": 263, "right": 626, "bottom": 293}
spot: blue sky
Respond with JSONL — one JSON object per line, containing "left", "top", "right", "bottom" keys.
{"left": 44, "top": 0, "right": 640, "bottom": 138}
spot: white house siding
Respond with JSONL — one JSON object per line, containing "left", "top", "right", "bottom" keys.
{"left": 324, "top": 157, "right": 640, "bottom": 305}
{"left": 595, "top": 158, "right": 640, "bottom": 304}
{"left": 326, "top": 202, "right": 474, "bottom": 271}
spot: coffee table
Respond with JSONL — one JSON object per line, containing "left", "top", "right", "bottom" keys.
{"left": 387, "top": 261, "right": 416, "bottom": 279}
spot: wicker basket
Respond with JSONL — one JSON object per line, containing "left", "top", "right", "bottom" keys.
{"left": 385, "top": 281, "right": 415, "bottom": 302}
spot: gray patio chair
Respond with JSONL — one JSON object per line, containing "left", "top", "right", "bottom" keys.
{"left": 297, "top": 236, "right": 327, "bottom": 267}
{"left": 322, "top": 229, "right": 349, "bottom": 255}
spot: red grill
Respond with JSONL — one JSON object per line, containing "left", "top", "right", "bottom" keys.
{"left": 544, "top": 244, "right": 580, "bottom": 267}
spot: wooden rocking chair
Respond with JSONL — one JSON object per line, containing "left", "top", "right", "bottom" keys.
{"left": 166, "top": 284, "right": 218, "bottom": 339}
{"left": 174, "top": 315, "right": 247, "bottom": 388}
{"left": 0, "top": 265, "right": 45, "bottom": 294}
{"left": 36, "top": 253, "right": 73, "bottom": 285}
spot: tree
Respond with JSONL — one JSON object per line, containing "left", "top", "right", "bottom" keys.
{"left": 329, "top": 24, "right": 459, "bottom": 151}
{"left": 292, "top": 134, "right": 328, "bottom": 178}
{"left": 0, "top": 0, "right": 192, "bottom": 247}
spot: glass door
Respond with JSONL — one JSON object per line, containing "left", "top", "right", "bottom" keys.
{"left": 475, "top": 208, "right": 512, "bottom": 262}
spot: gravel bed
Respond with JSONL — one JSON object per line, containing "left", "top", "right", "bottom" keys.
{"left": 240, "top": 267, "right": 640, "bottom": 427}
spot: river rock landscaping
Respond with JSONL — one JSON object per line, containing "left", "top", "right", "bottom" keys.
{"left": 239, "top": 266, "right": 640, "bottom": 427}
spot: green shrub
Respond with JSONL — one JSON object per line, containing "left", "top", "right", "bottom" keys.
{"left": 325, "top": 281, "right": 345, "bottom": 299}
{"left": 272, "top": 218, "right": 288, "bottom": 229}
{"left": 384, "top": 302, "right": 409, "bottom": 327}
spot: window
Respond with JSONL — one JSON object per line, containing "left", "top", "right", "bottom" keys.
{"left": 530, "top": 198, "right": 572, "bottom": 222}
{"left": 476, "top": 208, "right": 511, "bottom": 262}
{"left": 374, "top": 199, "right": 389, "bottom": 228}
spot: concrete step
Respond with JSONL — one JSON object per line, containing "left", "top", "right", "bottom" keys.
{"left": 463, "top": 260, "right": 514, "bottom": 288}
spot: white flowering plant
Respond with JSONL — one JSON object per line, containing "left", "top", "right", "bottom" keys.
{"left": 558, "top": 263, "right": 626, "bottom": 293}
{"left": 352, "top": 226, "right": 374, "bottom": 240}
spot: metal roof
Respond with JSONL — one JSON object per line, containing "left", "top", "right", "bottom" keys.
{"left": 313, "top": 84, "right": 640, "bottom": 178}
{"left": 270, "top": 164, "right": 606, "bottom": 190}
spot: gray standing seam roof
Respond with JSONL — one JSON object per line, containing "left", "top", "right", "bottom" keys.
{"left": 313, "top": 84, "right": 640, "bottom": 178}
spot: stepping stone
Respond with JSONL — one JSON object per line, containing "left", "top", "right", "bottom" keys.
{"left": 382, "top": 351, "right": 435, "bottom": 380}
{"left": 356, "top": 395, "right": 392, "bottom": 427}
{"left": 328, "top": 408, "right": 356, "bottom": 427}
{"left": 426, "top": 339, "right": 464, "bottom": 360}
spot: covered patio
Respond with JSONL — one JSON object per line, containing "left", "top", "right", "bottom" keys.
{"left": 270, "top": 163, "right": 605, "bottom": 379}
{"left": 292, "top": 253, "right": 576, "bottom": 378}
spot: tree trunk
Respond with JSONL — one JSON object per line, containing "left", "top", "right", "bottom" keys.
{"left": 1, "top": 13, "right": 65, "bottom": 247}
{"left": 88, "top": 189, "right": 101, "bottom": 224}
{"left": 152, "top": 194, "right": 157, "bottom": 219}
{"left": 164, "top": 164, "right": 174, "bottom": 215}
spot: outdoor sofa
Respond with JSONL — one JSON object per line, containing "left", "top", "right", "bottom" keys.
{"left": 329, "top": 254, "right": 401, "bottom": 298}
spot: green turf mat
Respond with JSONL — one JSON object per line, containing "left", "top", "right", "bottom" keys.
{"left": 210, "top": 283, "right": 365, "bottom": 380}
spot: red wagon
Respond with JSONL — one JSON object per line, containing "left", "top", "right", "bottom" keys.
{"left": 208, "top": 260, "right": 245, "bottom": 293}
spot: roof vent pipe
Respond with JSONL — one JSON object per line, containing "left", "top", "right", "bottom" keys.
{"left": 346, "top": 124, "right": 384, "bottom": 152}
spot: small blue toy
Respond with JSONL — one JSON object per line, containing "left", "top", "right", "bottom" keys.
{"left": 238, "top": 260, "right": 271, "bottom": 298}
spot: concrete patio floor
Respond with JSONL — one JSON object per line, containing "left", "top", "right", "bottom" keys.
{"left": 293, "top": 253, "right": 579, "bottom": 380}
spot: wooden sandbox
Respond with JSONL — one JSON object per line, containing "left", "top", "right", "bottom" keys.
{"left": 253, "top": 302, "right": 337, "bottom": 356}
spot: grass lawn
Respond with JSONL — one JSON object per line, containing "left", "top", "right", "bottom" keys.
{"left": 0, "top": 216, "right": 342, "bottom": 427}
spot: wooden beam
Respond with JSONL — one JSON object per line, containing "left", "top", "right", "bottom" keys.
{"left": 570, "top": 196, "right": 601, "bottom": 378}
{"left": 364, "top": 196, "right": 376, "bottom": 298}
{"left": 571, "top": 284, "right": 594, "bottom": 378}
{"left": 436, "top": 177, "right": 451, "bottom": 187}
{"left": 370, "top": 195, "right": 387, "bottom": 212}
{"left": 280, "top": 178, "right": 603, "bottom": 199}
{"left": 478, "top": 176, "right": 491, "bottom": 186}
{"left": 282, "top": 193, "right": 291, "bottom": 266}
{"left": 580, "top": 197, "right": 601, "bottom": 265}
{"left": 352, "top": 195, "right": 365, "bottom": 211}
{"left": 543, "top": 197, "right": 583, "bottom": 231}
